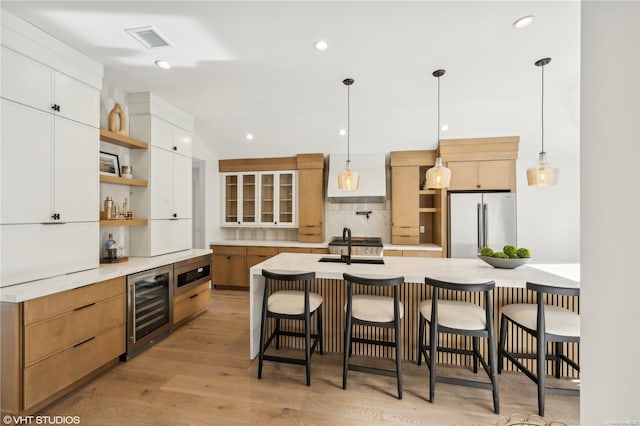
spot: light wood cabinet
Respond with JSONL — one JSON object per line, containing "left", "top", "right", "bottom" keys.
{"left": 384, "top": 249, "right": 443, "bottom": 258}
{"left": 3, "top": 277, "right": 126, "bottom": 413}
{"left": 446, "top": 160, "right": 514, "bottom": 191}
{"left": 391, "top": 166, "right": 420, "bottom": 244}
{"left": 173, "top": 281, "right": 210, "bottom": 325}
{"left": 212, "top": 245, "right": 248, "bottom": 288}
{"left": 297, "top": 167, "right": 324, "bottom": 242}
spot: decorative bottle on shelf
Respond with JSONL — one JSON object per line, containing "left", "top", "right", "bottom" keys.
{"left": 105, "top": 233, "right": 117, "bottom": 259}
{"left": 104, "top": 196, "right": 114, "bottom": 220}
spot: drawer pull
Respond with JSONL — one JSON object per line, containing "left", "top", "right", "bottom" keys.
{"left": 73, "top": 336, "right": 95, "bottom": 348}
{"left": 189, "top": 293, "right": 200, "bottom": 299}
{"left": 74, "top": 302, "right": 96, "bottom": 311}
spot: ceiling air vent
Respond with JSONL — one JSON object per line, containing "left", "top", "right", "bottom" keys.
{"left": 125, "top": 26, "right": 173, "bottom": 49}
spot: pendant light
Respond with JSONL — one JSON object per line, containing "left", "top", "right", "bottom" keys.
{"left": 425, "top": 69, "right": 452, "bottom": 189}
{"left": 338, "top": 78, "right": 360, "bottom": 190}
{"left": 527, "top": 57, "right": 559, "bottom": 186}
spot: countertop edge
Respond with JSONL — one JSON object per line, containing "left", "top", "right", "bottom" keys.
{"left": 0, "top": 249, "right": 212, "bottom": 303}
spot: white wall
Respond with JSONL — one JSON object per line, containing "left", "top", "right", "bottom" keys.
{"left": 581, "top": 2, "right": 640, "bottom": 423}
{"left": 191, "top": 128, "right": 222, "bottom": 246}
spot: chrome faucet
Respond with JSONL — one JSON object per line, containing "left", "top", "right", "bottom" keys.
{"left": 341, "top": 227, "right": 352, "bottom": 265}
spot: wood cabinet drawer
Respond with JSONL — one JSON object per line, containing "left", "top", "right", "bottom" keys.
{"left": 173, "top": 285, "right": 210, "bottom": 325}
{"left": 247, "top": 246, "right": 278, "bottom": 256}
{"left": 212, "top": 253, "right": 246, "bottom": 287}
{"left": 298, "top": 233, "right": 323, "bottom": 243}
{"left": 212, "top": 245, "right": 247, "bottom": 255}
{"left": 391, "top": 235, "right": 420, "bottom": 245}
{"left": 24, "top": 294, "right": 125, "bottom": 366}
{"left": 391, "top": 227, "right": 419, "bottom": 245}
{"left": 311, "top": 248, "right": 329, "bottom": 254}
{"left": 384, "top": 250, "right": 403, "bottom": 257}
{"left": 404, "top": 250, "right": 443, "bottom": 258}
{"left": 277, "top": 247, "right": 312, "bottom": 254}
{"left": 24, "top": 277, "right": 125, "bottom": 325}
{"left": 23, "top": 325, "right": 124, "bottom": 410}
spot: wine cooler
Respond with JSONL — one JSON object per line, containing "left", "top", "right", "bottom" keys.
{"left": 123, "top": 264, "right": 173, "bottom": 360}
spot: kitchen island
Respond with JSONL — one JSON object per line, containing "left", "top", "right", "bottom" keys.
{"left": 249, "top": 253, "right": 580, "bottom": 377}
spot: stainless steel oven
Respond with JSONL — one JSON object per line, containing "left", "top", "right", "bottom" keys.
{"left": 123, "top": 264, "right": 173, "bottom": 360}
{"left": 174, "top": 255, "right": 211, "bottom": 296}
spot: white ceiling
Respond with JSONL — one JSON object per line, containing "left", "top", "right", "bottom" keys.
{"left": 2, "top": 1, "right": 581, "bottom": 160}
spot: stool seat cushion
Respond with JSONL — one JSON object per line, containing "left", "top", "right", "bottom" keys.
{"left": 348, "top": 295, "right": 404, "bottom": 323}
{"left": 268, "top": 290, "right": 323, "bottom": 315}
{"left": 501, "top": 303, "right": 580, "bottom": 337}
{"left": 420, "top": 299, "right": 487, "bottom": 330}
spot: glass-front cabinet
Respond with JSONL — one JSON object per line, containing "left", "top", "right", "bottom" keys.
{"left": 222, "top": 171, "right": 296, "bottom": 227}
{"left": 222, "top": 173, "right": 258, "bottom": 226}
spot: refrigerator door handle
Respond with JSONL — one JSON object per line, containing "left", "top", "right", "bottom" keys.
{"left": 483, "top": 203, "right": 488, "bottom": 248}
{"left": 477, "top": 203, "right": 482, "bottom": 252}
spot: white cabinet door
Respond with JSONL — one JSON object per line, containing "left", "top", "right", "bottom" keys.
{"left": 54, "top": 118, "right": 98, "bottom": 222}
{"left": 0, "top": 47, "right": 53, "bottom": 113}
{"left": 150, "top": 117, "right": 174, "bottom": 151}
{"left": 1, "top": 100, "right": 53, "bottom": 224}
{"left": 150, "top": 146, "right": 173, "bottom": 219}
{"left": 0, "top": 222, "right": 98, "bottom": 287}
{"left": 173, "top": 153, "right": 192, "bottom": 219}
{"left": 54, "top": 72, "right": 99, "bottom": 127}
{"left": 173, "top": 126, "right": 192, "bottom": 157}
{"left": 149, "top": 219, "right": 192, "bottom": 256}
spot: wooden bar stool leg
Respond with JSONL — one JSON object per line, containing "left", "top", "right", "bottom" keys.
{"left": 555, "top": 342, "right": 562, "bottom": 379}
{"left": 417, "top": 314, "right": 425, "bottom": 365}
{"left": 472, "top": 336, "right": 479, "bottom": 374}
{"left": 498, "top": 314, "right": 507, "bottom": 374}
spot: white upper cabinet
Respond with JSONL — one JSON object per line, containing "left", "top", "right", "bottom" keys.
{"left": 150, "top": 117, "right": 174, "bottom": 151}
{"left": 0, "top": 47, "right": 99, "bottom": 128}
{"left": 1, "top": 100, "right": 52, "bottom": 224}
{"left": 222, "top": 171, "right": 296, "bottom": 227}
{"left": 173, "top": 153, "right": 193, "bottom": 219}
{"left": 173, "top": 125, "right": 193, "bottom": 156}
{"left": 54, "top": 118, "right": 98, "bottom": 222}
{"left": 150, "top": 146, "right": 173, "bottom": 219}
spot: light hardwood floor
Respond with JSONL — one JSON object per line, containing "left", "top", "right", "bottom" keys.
{"left": 39, "top": 290, "right": 579, "bottom": 425}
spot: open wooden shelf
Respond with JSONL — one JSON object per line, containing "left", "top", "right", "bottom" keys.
{"left": 100, "top": 219, "right": 148, "bottom": 227}
{"left": 100, "top": 175, "right": 148, "bottom": 187}
{"left": 99, "top": 129, "right": 148, "bottom": 149}
{"left": 418, "top": 207, "right": 438, "bottom": 213}
{"left": 419, "top": 189, "right": 437, "bottom": 195}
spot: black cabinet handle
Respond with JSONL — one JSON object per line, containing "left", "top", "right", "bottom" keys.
{"left": 227, "top": 256, "right": 231, "bottom": 260}
{"left": 238, "top": 221, "right": 241, "bottom": 224}
{"left": 73, "top": 336, "right": 95, "bottom": 348}
{"left": 51, "top": 104, "right": 60, "bottom": 112}
{"left": 189, "top": 293, "right": 199, "bottom": 299}
{"left": 173, "top": 213, "right": 178, "bottom": 218}
{"left": 74, "top": 302, "right": 96, "bottom": 311}
{"left": 173, "top": 146, "right": 177, "bottom": 151}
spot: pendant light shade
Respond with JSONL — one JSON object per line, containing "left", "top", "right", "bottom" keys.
{"left": 338, "top": 78, "right": 359, "bottom": 191}
{"left": 527, "top": 57, "right": 559, "bottom": 186}
{"left": 425, "top": 69, "right": 451, "bottom": 189}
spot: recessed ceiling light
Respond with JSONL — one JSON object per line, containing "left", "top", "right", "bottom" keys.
{"left": 245, "top": 133, "right": 254, "bottom": 141}
{"left": 338, "top": 129, "right": 346, "bottom": 136}
{"left": 441, "top": 124, "right": 449, "bottom": 132}
{"left": 155, "top": 60, "right": 171, "bottom": 69}
{"left": 314, "top": 40, "right": 328, "bottom": 51}
{"left": 513, "top": 15, "right": 535, "bottom": 29}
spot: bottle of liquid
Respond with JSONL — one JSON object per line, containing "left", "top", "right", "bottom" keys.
{"left": 104, "top": 196, "right": 114, "bottom": 220}
{"left": 105, "top": 233, "right": 117, "bottom": 259}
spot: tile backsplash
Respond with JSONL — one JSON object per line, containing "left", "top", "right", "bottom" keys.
{"left": 325, "top": 200, "right": 391, "bottom": 243}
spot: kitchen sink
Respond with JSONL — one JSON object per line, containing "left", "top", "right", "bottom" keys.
{"left": 318, "top": 257, "right": 385, "bottom": 265}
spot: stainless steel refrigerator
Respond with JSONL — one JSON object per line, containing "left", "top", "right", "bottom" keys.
{"left": 448, "top": 192, "right": 517, "bottom": 258}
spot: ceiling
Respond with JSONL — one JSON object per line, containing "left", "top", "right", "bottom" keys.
{"left": 2, "top": 1, "right": 581, "bottom": 160}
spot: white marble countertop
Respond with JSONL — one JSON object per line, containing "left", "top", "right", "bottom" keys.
{"left": 0, "top": 249, "right": 212, "bottom": 303}
{"left": 249, "top": 253, "right": 579, "bottom": 289}
{"left": 210, "top": 240, "right": 328, "bottom": 248}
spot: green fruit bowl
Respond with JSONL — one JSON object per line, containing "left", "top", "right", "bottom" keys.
{"left": 477, "top": 255, "right": 532, "bottom": 269}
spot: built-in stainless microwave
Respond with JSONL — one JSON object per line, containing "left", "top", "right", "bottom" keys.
{"left": 123, "top": 264, "right": 173, "bottom": 360}
{"left": 174, "top": 255, "right": 211, "bottom": 296}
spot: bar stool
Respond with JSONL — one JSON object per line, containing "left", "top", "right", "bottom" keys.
{"left": 342, "top": 273, "right": 405, "bottom": 399}
{"left": 258, "top": 270, "right": 323, "bottom": 386}
{"left": 498, "top": 281, "right": 580, "bottom": 416}
{"left": 417, "top": 277, "right": 500, "bottom": 414}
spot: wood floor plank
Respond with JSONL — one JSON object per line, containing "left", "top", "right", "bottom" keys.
{"left": 36, "top": 289, "right": 579, "bottom": 425}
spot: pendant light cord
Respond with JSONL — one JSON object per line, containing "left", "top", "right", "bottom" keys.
{"left": 541, "top": 62, "right": 545, "bottom": 154}
{"left": 347, "top": 84, "right": 350, "bottom": 162}
{"left": 437, "top": 74, "right": 441, "bottom": 157}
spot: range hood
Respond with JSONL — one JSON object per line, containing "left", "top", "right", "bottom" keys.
{"left": 327, "top": 153, "right": 387, "bottom": 203}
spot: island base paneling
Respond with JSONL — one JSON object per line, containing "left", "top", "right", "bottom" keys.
{"left": 263, "top": 279, "right": 579, "bottom": 378}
